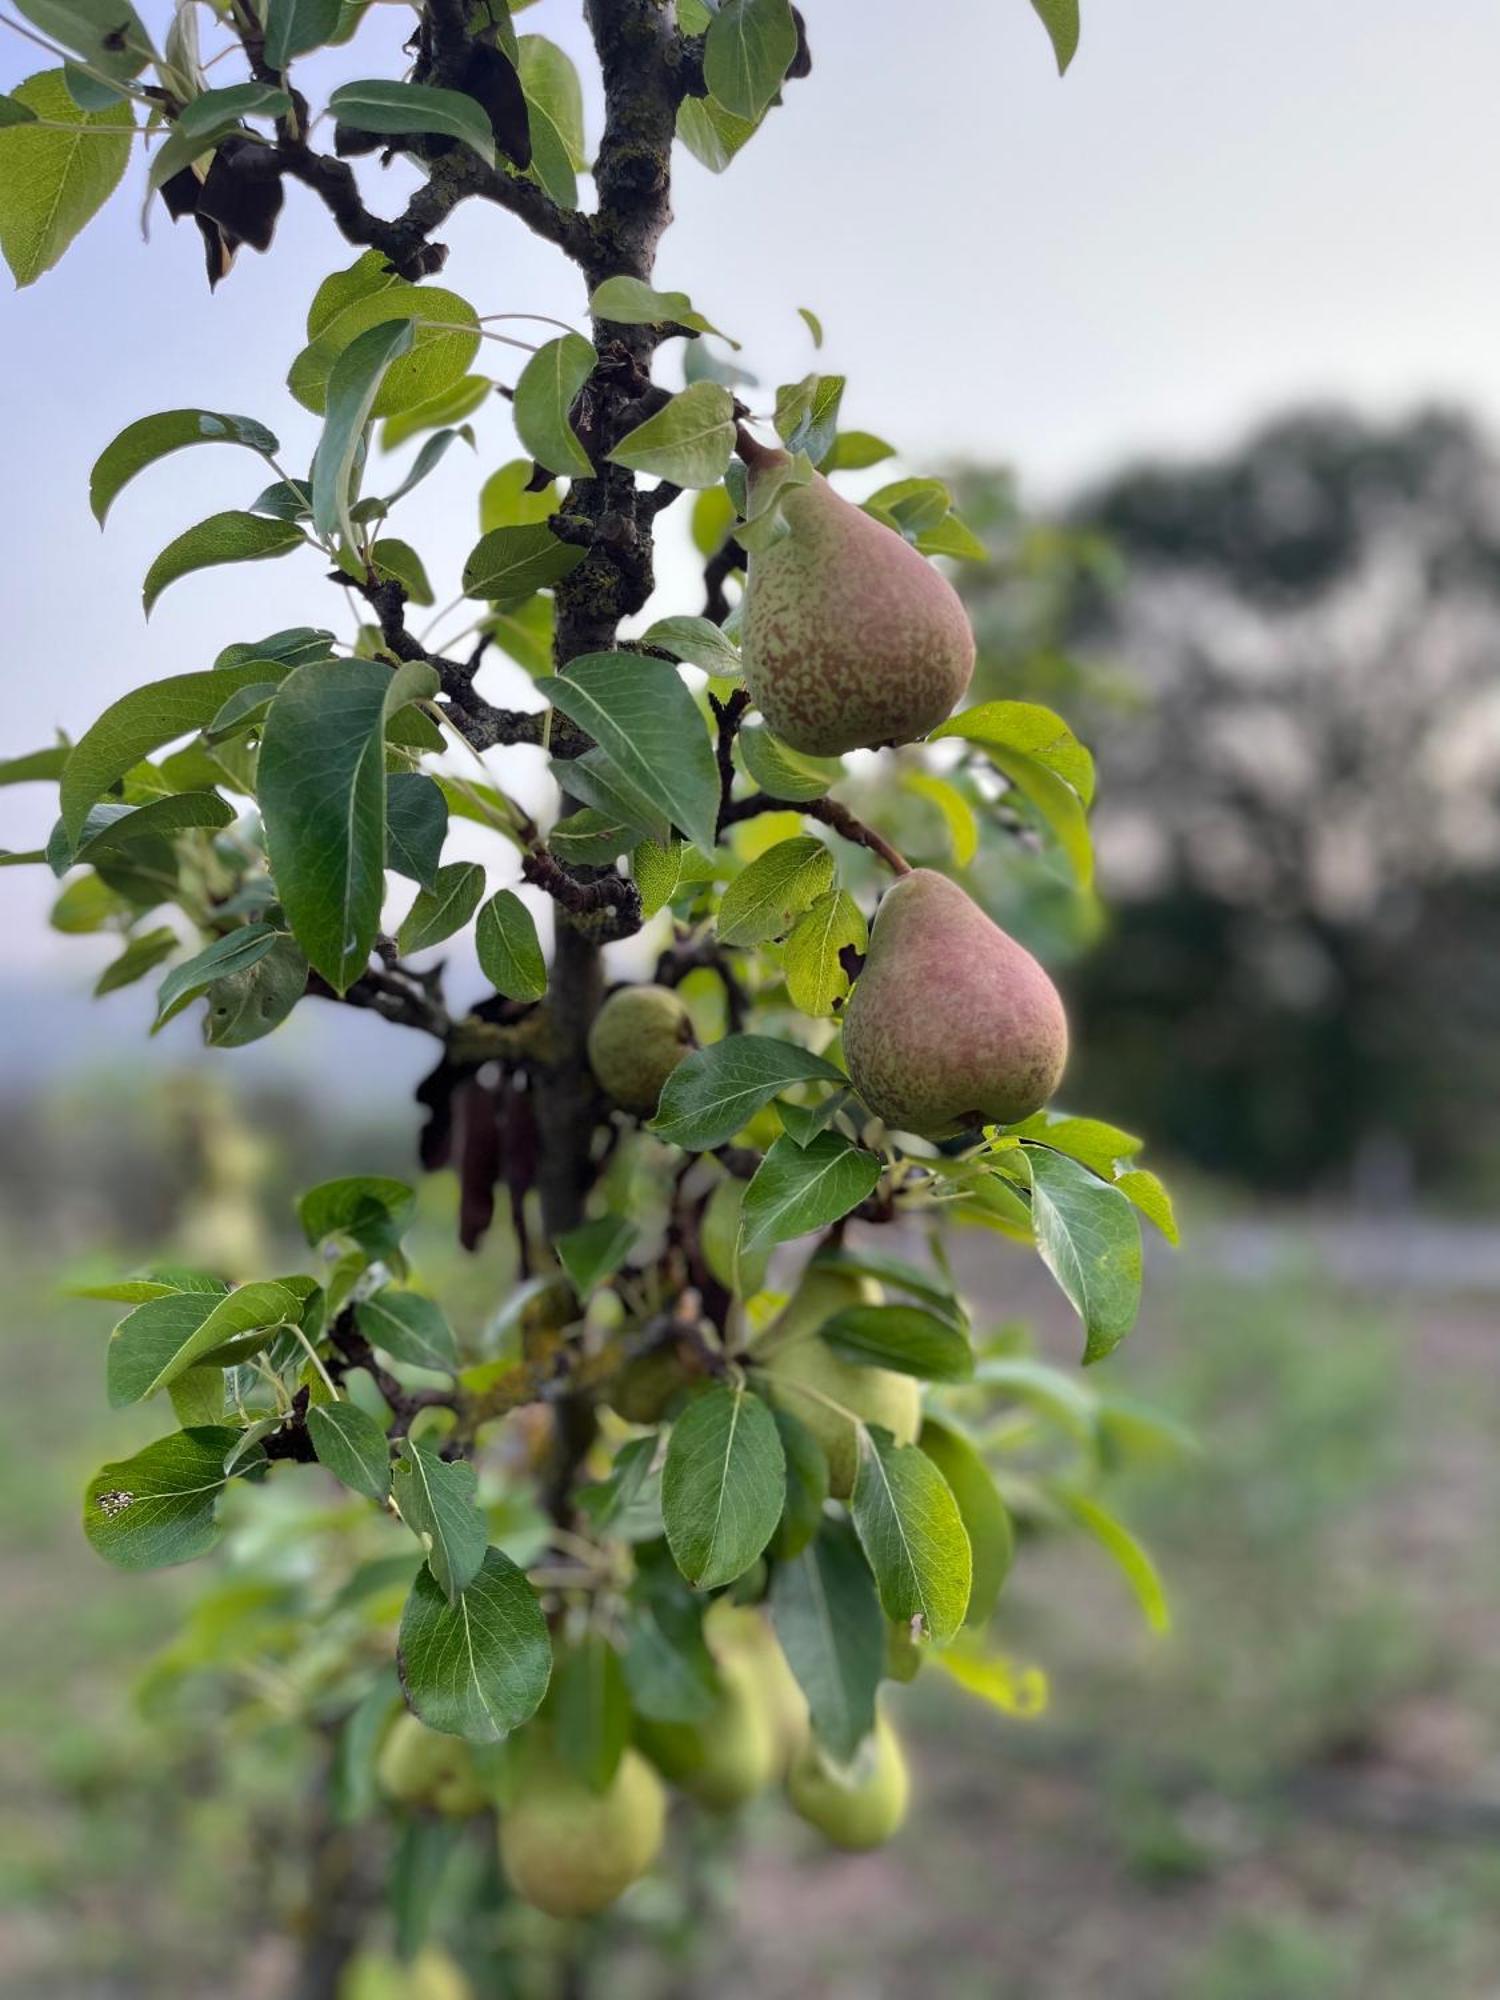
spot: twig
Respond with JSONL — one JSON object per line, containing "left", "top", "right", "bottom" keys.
{"left": 721, "top": 790, "right": 912, "bottom": 875}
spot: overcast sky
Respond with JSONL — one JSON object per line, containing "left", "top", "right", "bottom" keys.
{"left": 5, "top": 0, "right": 1500, "bottom": 980}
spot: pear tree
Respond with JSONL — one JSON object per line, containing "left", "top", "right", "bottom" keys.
{"left": 0, "top": 0, "right": 1181, "bottom": 1961}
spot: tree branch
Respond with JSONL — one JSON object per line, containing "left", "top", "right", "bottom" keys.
{"left": 721, "top": 790, "right": 912, "bottom": 875}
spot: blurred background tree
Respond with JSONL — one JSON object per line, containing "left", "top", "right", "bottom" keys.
{"left": 956, "top": 407, "right": 1500, "bottom": 1198}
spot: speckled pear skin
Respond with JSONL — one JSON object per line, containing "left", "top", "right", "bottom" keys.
{"left": 842, "top": 869, "right": 1068, "bottom": 1138}
{"left": 740, "top": 471, "right": 975, "bottom": 756}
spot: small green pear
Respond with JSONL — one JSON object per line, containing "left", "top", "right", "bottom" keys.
{"left": 707, "top": 1603, "right": 809, "bottom": 1774}
{"left": 738, "top": 452, "right": 975, "bottom": 756}
{"left": 636, "top": 1647, "right": 778, "bottom": 1810}
{"left": 758, "top": 1268, "right": 920, "bottom": 1498}
{"left": 586, "top": 983, "right": 695, "bottom": 1113}
{"left": 377, "top": 1712, "right": 491, "bottom": 1817}
{"left": 498, "top": 1736, "right": 665, "bottom": 1919}
{"left": 842, "top": 868, "right": 1068, "bottom": 1138}
{"left": 787, "top": 1710, "right": 910, "bottom": 1851}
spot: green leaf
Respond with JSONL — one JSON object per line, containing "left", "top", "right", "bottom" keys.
{"left": 717, "top": 836, "right": 834, "bottom": 945}
{"left": 289, "top": 254, "right": 480, "bottom": 419}
{"left": 903, "top": 770, "right": 979, "bottom": 866}
{"left": 821, "top": 430, "right": 896, "bottom": 473}
{"left": 0, "top": 93, "right": 39, "bottom": 128}
{"left": 381, "top": 372, "right": 490, "bottom": 450}
{"left": 143, "top": 512, "right": 304, "bottom": 619}
{"left": 300, "top": 1175, "right": 416, "bottom": 1258}
{"left": 549, "top": 806, "right": 635, "bottom": 866}
{"left": 153, "top": 923, "right": 277, "bottom": 1028}
{"left": 84, "top": 1427, "right": 247, "bottom": 1571}
{"left": 774, "top": 372, "right": 844, "bottom": 466}
{"left": 1054, "top": 1489, "right": 1168, "bottom": 1632}
{"left": 588, "top": 276, "right": 734, "bottom": 344}
{"left": 106, "top": 1280, "right": 303, "bottom": 1405}
{"left": 397, "top": 860, "right": 485, "bottom": 954}
{"left": 94, "top": 925, "right": 178, "bottom": 997}
{"left": 386, "top": 772, "right": 448, "bottom": 890}
{"left": 202, "top": 934, "right": 307, "bottom": 1047}
{"left": 90, "top": 409, "right": 278, "bottom": 526}
{"left": 329, "top": 79, "right": 496, "bottom": 165}
{"left": 770, "top": 1521, "right": 883, "bottom": 1761}
{"left": 661, "top": 1382, "right": 786, "bottom": 1589}
{"left": 313, "top": 317, "right": 415, "bottom": 547}
{"left": 308, "top": 1401, "right": 392, "bottom": 1502}
{"left": 0, "top": 743, "right": 67, "bottom": 786}
{"left": 919, "top": 1417, "right": 1012, "bottom": 1626}
{"left": 607, "top": 382, "right": 736, "bottom": 488}
{"left": 820, "top": 1304, "right": 973, "bottom": 1383}
{"left": 932, "top": 700, "right": 1095, "bottom": 804}
{"left": 61, "top": 665, "right": 276, "bottom": 843}
{"left": 541, "top": 652, "right": 720, "bottom": 852}
{"left": 14, "top": 0, "right": 148, "bottom": 77}
{"left": 704, "top": 0, "right": 797, "bottom": 120}
{"left": 393, "top": 1437, "right": 488, "bottom": 1601}
{"left": 462, "top": 522, "right": 584, "bottom": 603}
{"left": 1030, "top": 0, "right": 1080, "bottom": 74}
{"left": 632, "top": 838, "right": 681, "bottom": 919}
{"left": 675, "top": 92, "right": 760, "bottom": 174}
{"left": 259, "top": 656, "right": 438, "bottom": 991}
{"left": 74, "top": 791, "right": 232, "bottom": 859}
{"left": 1115, "top": 1167, "right": 1180, "bottom": 1244}
{"left": 650, "top": 1034, "right": 843, "bottom": 1152}
{"left": 263, "top": 0, "right": 341, "bottom": 68}
{"left": 516, "top": 36, "right": 577, "bottom": 204}
{"left": 621, "top": 1576, "right": 718, "bottom": 1723}
{"left": 1024, "top": 1146, "right": 1143, "bottom": 1364}
{"left": 553, "top": 1633, "right": 629, "bottom": 1793}
{"left": 640, "top": 614, "right": 741, "bottom": 679}
{"left": 146, "top": 84, "right": 290, "bottom": 190}
{"left": 768, "top": 1402, "right": 827, "bottom": 1558}
{"left": 0, "top": 70, "right": 131, "bottom": 286}
{"left": 782, "top": 888, "right": 867, "bottom": 1018}
{"left": 167, "top": 1364, "right": 225, "bottom": 1429}
{"left": 798, "top": 306, "right": 823, "bottom": 347}
{"left": 559, "top": 747, "right": 669, "bottom": 846}
{"left": 398, "top": 1547, "right": 551, "bottom": 1741}
{"left": 740, "top": 1132, "right": 881, "bottom": 1254}
{"left": 513, "top": 332, "right": 594, "bottom": 478}
{"left": 517, "top": 34, "right": 585, "bottom": 166}
{"left": 738, "top": 723, "right": 841, "bottom": 802}
{"left": 850, "top": 1430, "right": 971, "bottom": 1646}
{"left": 357, "top": 1289, "right": 457, "bottom": 1372}
{"left": 479, "top": 459, "right": 559, "bottom": 533}
{"left": 556, "top": 1215, "right": 637, "bottom": 1299}
{"left": 475, "top": 889, "right": 547, "bottom": 1001}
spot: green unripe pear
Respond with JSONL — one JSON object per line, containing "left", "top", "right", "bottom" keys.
{"left": 842, "top": 869, "right": 1068, "bottom": 1139}
{"left": 498, "top": 1738, "right": 665, "bottom": 1919}
{"left": 706, "top": 1603, "right": 809, "bottom": 1774}
{"left": 758, "top": 1268, "right": 920, "bottom": 1498}
{"left": 607, "top": 1344, "right": 693, "bottom": 1425}
{"left": 787, "top": 1710, "right": 910, "bottom": 1851}
{"left": 377, "top": 1712, "right": 491, "bottom": 1817}
{"left": 738, "top": 448, "right": 975, "bottom": 756}
{"left": 586, "top": 984, "right": 695, "bottom": 1113}
{"left": 637, "top": 1648, "right": 778, "bottom": 1810}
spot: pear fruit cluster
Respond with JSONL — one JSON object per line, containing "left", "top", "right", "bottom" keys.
{"left": 739, "top": 450, "right": 975, "bottom": 757}
{"left": 842, "top": 868, "right": 1068, "bottom": 1138}
{"left": 758, "top": 1268, "right": 920, "bottom": 1496}
{"left": 586, "top": 982, "right": 695, "bottom": 1113}
{"left": 637, "top": 1603, "right": 804, "bottom": 1810}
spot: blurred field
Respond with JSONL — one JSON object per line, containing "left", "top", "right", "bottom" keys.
{"left": 5, "top": 1107, "right": 1500, "bottom": 1999}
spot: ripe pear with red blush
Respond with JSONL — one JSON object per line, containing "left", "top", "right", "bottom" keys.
{"left": 738, "top": 443, "right": 975, "bottom": 756}
{"left": 841, "top": 869, "right": 1068, "bottom": 1139}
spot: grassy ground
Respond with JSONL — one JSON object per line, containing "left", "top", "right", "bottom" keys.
{"left": 4, "top": 1185, "right": 1500, "bottom": 1997}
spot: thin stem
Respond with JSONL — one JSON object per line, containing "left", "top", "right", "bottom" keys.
{"left": 288, "top": 1322, "right": 340, "bottom": 1401}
